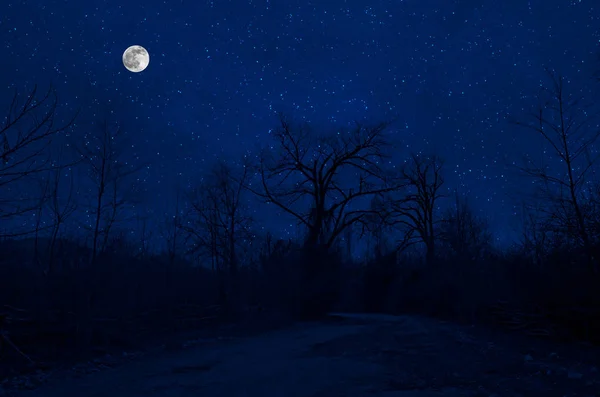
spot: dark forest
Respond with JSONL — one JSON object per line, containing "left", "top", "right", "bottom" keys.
{"left": 1, "top": 69, "right": 600, "bottom": 387}
{"left": 2, "top": 1, "right": 600, "bottom": 393}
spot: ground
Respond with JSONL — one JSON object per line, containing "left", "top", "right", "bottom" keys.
{"left": 3, "top": 313, "right": 599, "bottom": 397}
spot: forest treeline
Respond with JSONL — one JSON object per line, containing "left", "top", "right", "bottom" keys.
{"left": 1, "top": 69, "right": 600, "bottom": 378}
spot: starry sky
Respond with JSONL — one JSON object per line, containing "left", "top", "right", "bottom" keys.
{"left": 1, "top": 0, "right": 600, "bottom": 247}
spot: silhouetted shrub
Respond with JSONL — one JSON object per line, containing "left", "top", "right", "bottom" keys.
{"left": 2, "top": 231, "right": 600, "bottom": 381}
{"left": 356, "top": 246, "right": 600, "bottom": 345}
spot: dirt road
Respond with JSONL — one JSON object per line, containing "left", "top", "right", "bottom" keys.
{"left": 9, "top": 313, "right": 600, "bottom": 397}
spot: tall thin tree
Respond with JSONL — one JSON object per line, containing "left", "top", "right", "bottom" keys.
{"left": 513, "top": 69, "right": 600, "bottom": 272}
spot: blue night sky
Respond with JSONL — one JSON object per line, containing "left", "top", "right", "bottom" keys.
{"left": 1, "top": 0, "right": 599, "bottom": 246}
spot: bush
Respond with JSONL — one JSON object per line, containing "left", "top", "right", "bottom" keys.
{"left": 0, "top": 243, "right": 221, "bottom": 379}
{"left": 355, "top": 249, "right": 600, "bottom": 345}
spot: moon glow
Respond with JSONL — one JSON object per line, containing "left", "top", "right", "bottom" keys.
{"left": 122, "top": 45, "right": 149, "bottom": 73}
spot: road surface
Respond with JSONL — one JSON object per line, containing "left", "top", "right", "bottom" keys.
{"left": 8, "top": 313, "right": 600, "bottom": 397}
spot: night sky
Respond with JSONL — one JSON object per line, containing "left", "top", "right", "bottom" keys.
{"left": 1, "top": 0, "right": 600, "bottom": 247}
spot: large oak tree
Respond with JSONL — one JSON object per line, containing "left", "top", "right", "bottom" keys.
{"left": 253, "top": 114, "right": 403, "bottom": 250}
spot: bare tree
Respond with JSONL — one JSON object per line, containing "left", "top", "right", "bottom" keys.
{"left": 29, "top": 160, "right": 77, "bottom": 273}
{"left": 161, "top": 190, "right": 183, "bottom": 266}
{"left": 0, "top": 85, "right": 77, "bottom": 233}
{"left": 513, "top": 69, "right": 600, "bottom": 272}
{"left": 181, "top": 160, "right": 253, "bottom": 303}
{"left": 258, "top": 232, "right": 294, "bottom": 269}
{"left": 32, "top": 176, "right": 51, "bottom": 266}
{"left": 45, "top": 159, "right": 78, "bottom": 273}
{"left": 579, "top": 182, "right": 600, "bottom": 245}
{"left": 385, "top": 153, "right": 445, "bottom": 264}
{"left": 252, "top": 114, "right": 402, "bottom": 250}
{"left": 360, "top": 195, "right": 393, "bottom": 260}
{"left": 518, "top": 201, "right": 551, "bottom": 268}
{"left": 75, "top": 118, "right": 141, "bottom": 263}
{"left": 439, "top": 191, "right": 492, "bottom": 262}
{"left": 135, "top": 212, "right": 153, "bottom": 259}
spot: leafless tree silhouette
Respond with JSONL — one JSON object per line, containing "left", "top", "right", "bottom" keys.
{"left": 161, "top": 189, "right": 183, "bottom": 266}
{"left": 252, "top": 114, "right": 402, "bottom": 250}
{"left": 518, "top": 201, "right": 552, "bottom": 268}
{"left": 75, "top": 118, "right": 142, "bottom": 263}
{"left": 134, "top": 212, "right": 153, "bottom": 259}
{"left": 45, "top": 152, "right": 78, "bottom": 273}
{"left": 32, "top": 176, "right": 51, "bottom": 266}
{"left": 360, "top": 195, "right": 394, "bottom": 260}
{"left": 181, "top": 160, "right": 253, "bottom": 303}
{"left": 513, "top": 69, "right": 600, "bottom": 272}
{"left": 439, "top": 191, "right": 492, "bottom": 262}
{"left": 385, "top": 153, "right": 445, "bottom": 264}
{"left": 27, "top": 149, "right": 79, "bottom": 273}
{"left": 0, "top": 85, "right": 77, "bottom": 233}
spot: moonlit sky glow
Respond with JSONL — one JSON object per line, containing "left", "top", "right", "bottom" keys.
{"left": 1, "top": 0, "right": 599, "bottom": 245}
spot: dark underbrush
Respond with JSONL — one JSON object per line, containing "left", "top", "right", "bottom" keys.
{"left": 354, "top": 251, "right": 600, "bottom": 347}
{"left": 1, "top": 239, "right": 600, "bottom": 384}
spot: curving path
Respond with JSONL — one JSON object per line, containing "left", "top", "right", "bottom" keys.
{"left": 11, "top": 313, "right": 600, "bottom": 397}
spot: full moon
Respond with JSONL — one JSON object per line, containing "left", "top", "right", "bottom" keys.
{"left": 122, "top": 45, "right": 149, "bottom": 73}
